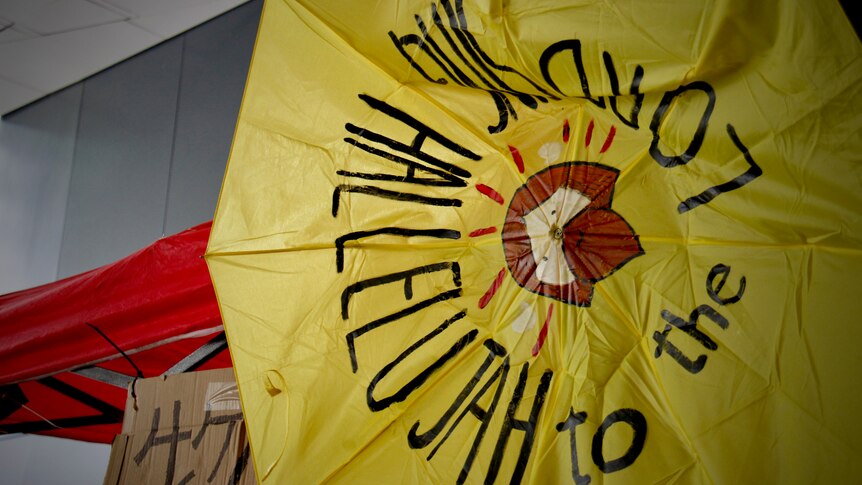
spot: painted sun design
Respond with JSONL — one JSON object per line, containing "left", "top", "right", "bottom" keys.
{"left": 471, "top": 119, "right": 644, "bottom": 355}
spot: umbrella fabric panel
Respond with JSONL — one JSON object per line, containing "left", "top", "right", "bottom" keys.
{"left": 0, "top": 222, "right": 221, "bottom": 384}
{"left": 0, "top": 222, "right": 232, "bottom": 443}
{"left": 207, "top": 0, "right": 862, "bottom": 482}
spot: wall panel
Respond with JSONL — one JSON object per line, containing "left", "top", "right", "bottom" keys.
{"left": 0, "top": 85, "right": 81, "bottom": 293}
{"left": 58, "top": 37, "right": 183, "bottom": 277}
{"left": 1, "top": 3, "right": 261, "bottom": 484}
{"left": 164, "top": 0, "right": 262, "bottom": 235}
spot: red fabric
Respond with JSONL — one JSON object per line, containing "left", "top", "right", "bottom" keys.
{"left": 0, "top": 335, "right": 232, "bottom": 443}
{"left": 0, "top": 222, "right": 218, "bottom": 383}
{"left": 0, "top": 222, "right": 230, "bottom": 443}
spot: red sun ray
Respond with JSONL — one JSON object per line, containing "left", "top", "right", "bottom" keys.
{"left": 469, "top": 226, "right": 497, "bottom": 237}
{"left": 585, "top": 119, "right": 595, "bottom": 147}
{"left": 508, "top": 145, "right": 525, "bottom": 173}
{"left": 600, "top": 125, "right": 617, "bottom": 154}
{"left": 531, "top": 304, "right": 554, "bottom": 357}
{"left": 562, "top": 119, "right": 571, "bottom": 143}
{"left": 476, "top": 184, "right": 504, "bottom": 205}
{"left": 478, "top": 268, "right": 507, "bottom": 309}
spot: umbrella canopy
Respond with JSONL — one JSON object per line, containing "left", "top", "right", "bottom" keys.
{"left": 206, "top": 0, "right": 862, "bottom": 482}
{"left": 0, "top": 222, "right": 231, "bottom": 443}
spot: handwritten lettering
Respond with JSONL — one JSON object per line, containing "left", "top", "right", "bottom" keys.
{"left": 653, "top": 263, "right": 746, "bottom": 373}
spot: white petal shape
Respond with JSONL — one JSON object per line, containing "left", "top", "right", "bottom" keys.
{"left": 510, "top": 301, "right": 537, "bottom": 333}
{"left": 523, "top": 187, "right": 590, "bottom": 285}
{"left": 538, "top": 142, "right": 563, "bottom": 164}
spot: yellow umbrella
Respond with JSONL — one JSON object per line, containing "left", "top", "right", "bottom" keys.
{"left": 206, "top": 0, "right": 862, "bottom": 482}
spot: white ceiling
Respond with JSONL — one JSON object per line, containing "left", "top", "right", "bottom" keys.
{"left": 0, "top": 0, "right": 250, "bottom": 115}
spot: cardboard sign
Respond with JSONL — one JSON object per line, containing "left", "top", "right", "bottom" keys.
{"left": 103, "top": 368, "right": 255, "bottom": 485}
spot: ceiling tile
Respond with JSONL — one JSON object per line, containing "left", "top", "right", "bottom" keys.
{"left": 96, "top": 0, "right": 241, "bottom": 19}
{"left": 0, "top": 0, "right": 253, "bottom": 115}
{"left": 0, "top": 0, "right": 125, "bottom": 35}
{"left": 128, "top": 0, "right": 248, "bottom": 38}
{"left": 0, "top": 22, "right": 39, "bottom": 44}
{"left": 0, "top": 21, "right": 159, "bottom": 93}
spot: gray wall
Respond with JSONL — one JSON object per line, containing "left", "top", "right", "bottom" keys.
{"left": 0, "top": 1, "right": 261, "bottom": 483}
{"left": 2, "top": 0, "right": 261, "bottom": 289}
{"left": 0, "top": 84, "right": 80, "bottom": 293}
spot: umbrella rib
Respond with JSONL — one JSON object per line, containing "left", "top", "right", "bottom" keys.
{"left": 207, "top": 238, "right": 511, "bottom": 259}
{"left": 4, "top": 326, "right": 224, "bottom": 386}
{"left": 638, "top": 236, "right": 862, "bottom": 254}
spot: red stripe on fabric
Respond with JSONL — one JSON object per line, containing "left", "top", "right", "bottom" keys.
{"left": 476, "top": 184, "right": 505, "bottom": 205}
{"left": 508, "top": 145, "right": 525, "bottom": 173}
{"left": 469, "top": 227, "right": 497, "bottom": 237}
{"left": 532, "top": 304, "right": 554, "bottom": 356}
{"left": 600, "top": 125, "right": 617, "bottom": 153}
{"left": 585, "top": 119, "right": 594, "bottom": 147}
{"left": 478, "top": 268, "right": 507, "bottom": 309}
{"left": 562, "top": 119, "right": 571, "bottom": 142}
